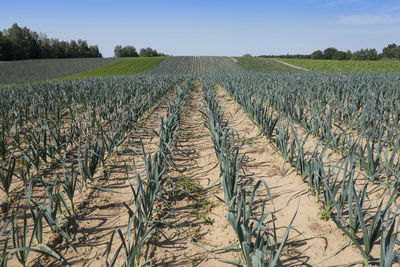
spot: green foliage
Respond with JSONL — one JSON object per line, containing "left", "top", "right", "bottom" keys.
{"left": 324, "top": 47, "right": 338, "bottom": 60}
{"left": 352, "top": 48, "right": 379, "bottom": 60}
{"left": 114, "top": 45, "right": 138, "bottom": 57}
{"left": 311, "top": 50, "right": 324, "bottom": 59}
{"left": 235, "top": 57, "right": 301, "bottom": 72}
{"left": 332, "top": 51, "right": 348, "bottom": 60}
{"left": 202, "top": 81, "right": 295, "bottom": 266}
{"left": 106, "top": 79, "right": 191, "bottom": 267}
{"left": 0, "top": 23, "right": 102, "bottom": 61}
{"left": 275, "top": 58, "right": 400, "bottom": 72}
{"left": 382, "top": 43, "right": 400, "bottom": 59}
{"left": 139, "top": 47, "right": 165, "bottom": 57}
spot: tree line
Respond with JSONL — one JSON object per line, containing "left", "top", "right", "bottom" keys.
{"left": 114, "top": 45, "right": 166, "bottom": 57}
{"left": 0, "top": 23, "right": 102, "bottom": 61}
{"left": 259, "top": 43, "right": 400, "bottom": 60}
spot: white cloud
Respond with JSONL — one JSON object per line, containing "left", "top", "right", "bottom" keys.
{"left": 338, "top": 14, "right": 400, "bottom": 25}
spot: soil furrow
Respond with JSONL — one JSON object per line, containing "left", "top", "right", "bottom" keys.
{"left": 214, "top": 86, "right": 363, "bottom": 266}
{"left": 149, "top": 82, "right": 238, "bottom": 266}
{"left": 52, "top": 87, "right": 177, "bottom": 266}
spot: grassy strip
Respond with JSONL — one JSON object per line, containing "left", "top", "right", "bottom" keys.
{"left": 234, "top": 57, "right": 302, "bottom": 72}
{"left": 274, "top": 58, "right": 400, "bottom": 73}
{"left": 61, "top": 57, "right": 166, "bottom": 79}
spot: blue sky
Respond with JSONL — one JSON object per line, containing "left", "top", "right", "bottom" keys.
{"left": 2, "top": 0, "right": 400, "bottom": 57}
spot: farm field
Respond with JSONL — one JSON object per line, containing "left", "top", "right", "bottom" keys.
{"left": 0, "top": 56, "right": 399, "bottom": 266}
{"left": 0, "top": 57, "right": 118, "bottom": 85}
{"left": 145, "top": 56, "right": 244, "bottom": 74}
{"left": 234, "top": 57, "right": 302, "bottom": 72}
{"left": 61, "top": 57, "right": 166, "bottom": 79}
{"left": 275, "top": 58, "right": 400, "bottom": 72}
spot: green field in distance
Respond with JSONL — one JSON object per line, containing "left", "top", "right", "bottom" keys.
{"left": 234, "top": 57, "right": 302, "bottom": 72}
{"left": 62, "top": 57, "right": 166, "bottom": 79}
{"left": 274, "top": 58, "right": 400, "bottom": 73}
{"left": 0, "top": 57, "right": 118, "bottom": 84}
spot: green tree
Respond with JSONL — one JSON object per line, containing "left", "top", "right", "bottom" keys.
{"left": 89, "top": 45, "right": 102, "bottom": 57}
{"left": 0, "top": 32, "right": 15, "bottom": 60}
{"left": 114, "top": 45, "right": 138, "bottom": 57}
{"left": 332, "top": 51, "right": 347, "bottom": 60}
{"left": 139, "top": 47, "right": 161, "bottom": 57}
{"left": 382, "top": 43, "right": 397, "bottom": 58}
{"left": 352, "top": 48, "right": 378, "bottom": 60}
{"left": 366, "top": 48, "right": 378, "bottom": 60}
{"left": 311, "top": 50, "right": 324, "bottom": 59}
{"left": 346, "top": 50, "right": 352, "bottom": 60}
{"left": 77, "top": 40, "right": 91, "bottom": 57}
{"left": 323, "top": 47, "right": 338, "bottom": 60}
{"left": 393, "top": 46, "right": 400, "bottom": 59}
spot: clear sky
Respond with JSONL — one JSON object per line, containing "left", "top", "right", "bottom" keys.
{"left": 2, "top": 0, "right": 400, "bottom": 57}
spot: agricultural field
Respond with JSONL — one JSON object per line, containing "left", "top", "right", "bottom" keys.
{"left": 0, "top": 58, "right": 118, "bottom": 85}
{"left": 234, "top": 57, "right": 302, "bottom": 72}
{"left": 0, "top": 56, "right": 399, "bottom": 266}
{"left": 275, "top": 58, "right": 400, "bottom": 72}
{"left": 61, "top": 57, "right": 166, "bottom": 79}
{"left": 145, "top": 56, "right": 244, "bottom": 74}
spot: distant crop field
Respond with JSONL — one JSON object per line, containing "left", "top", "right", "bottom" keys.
{"left": 145, "top": 56, "right": 245, "bottom": 74}
{"left": 235, "top": 57, "right": 302, "bottom": 72}
{"left": 0, "top": 57, "right": 118, "bottom": 84}
{"left": 275, "top": 58, "right": 400, "bottom": 72}
{"left": 62, "top": 57, "right": 166, "bottom": 79}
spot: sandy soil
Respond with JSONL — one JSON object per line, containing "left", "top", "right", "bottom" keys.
{"left": 214, "top": 86, "right": 364, "bottom": 266}
{"left": 2, "top": 86, "right": 177, "bottom": 266}
{"left": 2, "top": 79, "right": 398, "bottom": 266}
{"left": 148, "top": 82, "right": 239, "bottom": 266}
{"left": 57, "top": 87, "right": 178, "bottom": 266}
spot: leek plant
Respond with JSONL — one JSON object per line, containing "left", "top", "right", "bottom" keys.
{"left": 202, "top": 80, "right": 295, "bottom": 266}
{"left": 106, "top": 79, "right": 192, "bottom": 266}
{"left": 0, "top": 156, "right": 16, "bottom": 196}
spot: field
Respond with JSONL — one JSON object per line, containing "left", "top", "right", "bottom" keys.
{"left": 275, "top": 58, "right": 400, "bottom": 72}
{"left": 145, "top": 56, "right": 244, "bottom": 74}
{"left": 0, "top": 56, "right": 399, "bottom": 266}
{"left": 61, "top": 57, "right": 166, "bottom": 79}
{"left": 0, "top": 58, "right": 118, "bottom": 85}
{"left": 234, "top": 57, "right": 302, "bottom": 72}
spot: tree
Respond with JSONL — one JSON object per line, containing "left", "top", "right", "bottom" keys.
{"left": 393, "top": 46, "right": 400, "bottom": 59}
{"left": 352, "top": 48, "right": 378, "bottom": 60}
{"left": 311, "top": 50, "right": 324, "bottom": 59}
{"left": 243, "top": 53, "right": 252, "bottom": 57}
{"left": 323, "top": 47, "right": 338, "bottom": 60}
{"left": 0, "top": 32, "right": 14, "bottom": 60}
{"left": 67, "top": 40, "right": 80, "bottom": 58}
{"left": 139, "top": 47, "right": 162, "bottom": 57}
{"left": 0, "top": 23, "right": 103, "bottom": 60}
{"left": 114, "top": 45, "right": 138, "bottom": 57}
{"left": 39, "top": 38, "right": 56, "bottom": 58}
{"left": 6, "top": 23, "right": 28, "bottom": 60}
{"left": 77, "top": 39, "right": 91, "bottom": 58}
{"left": 89, "top": 45, "right": 102, "bottom": 58}
{"left": 366, "top": 48, "right": 378, "bottom": 60}
{"left": 346, "top": 50, "right": 352, "bottom": 60}
{"left": 382, "top": 43, "right": 397, "bottom": 58}
{"left": 332, "top": 51, "right": 347, "bottom": 60}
